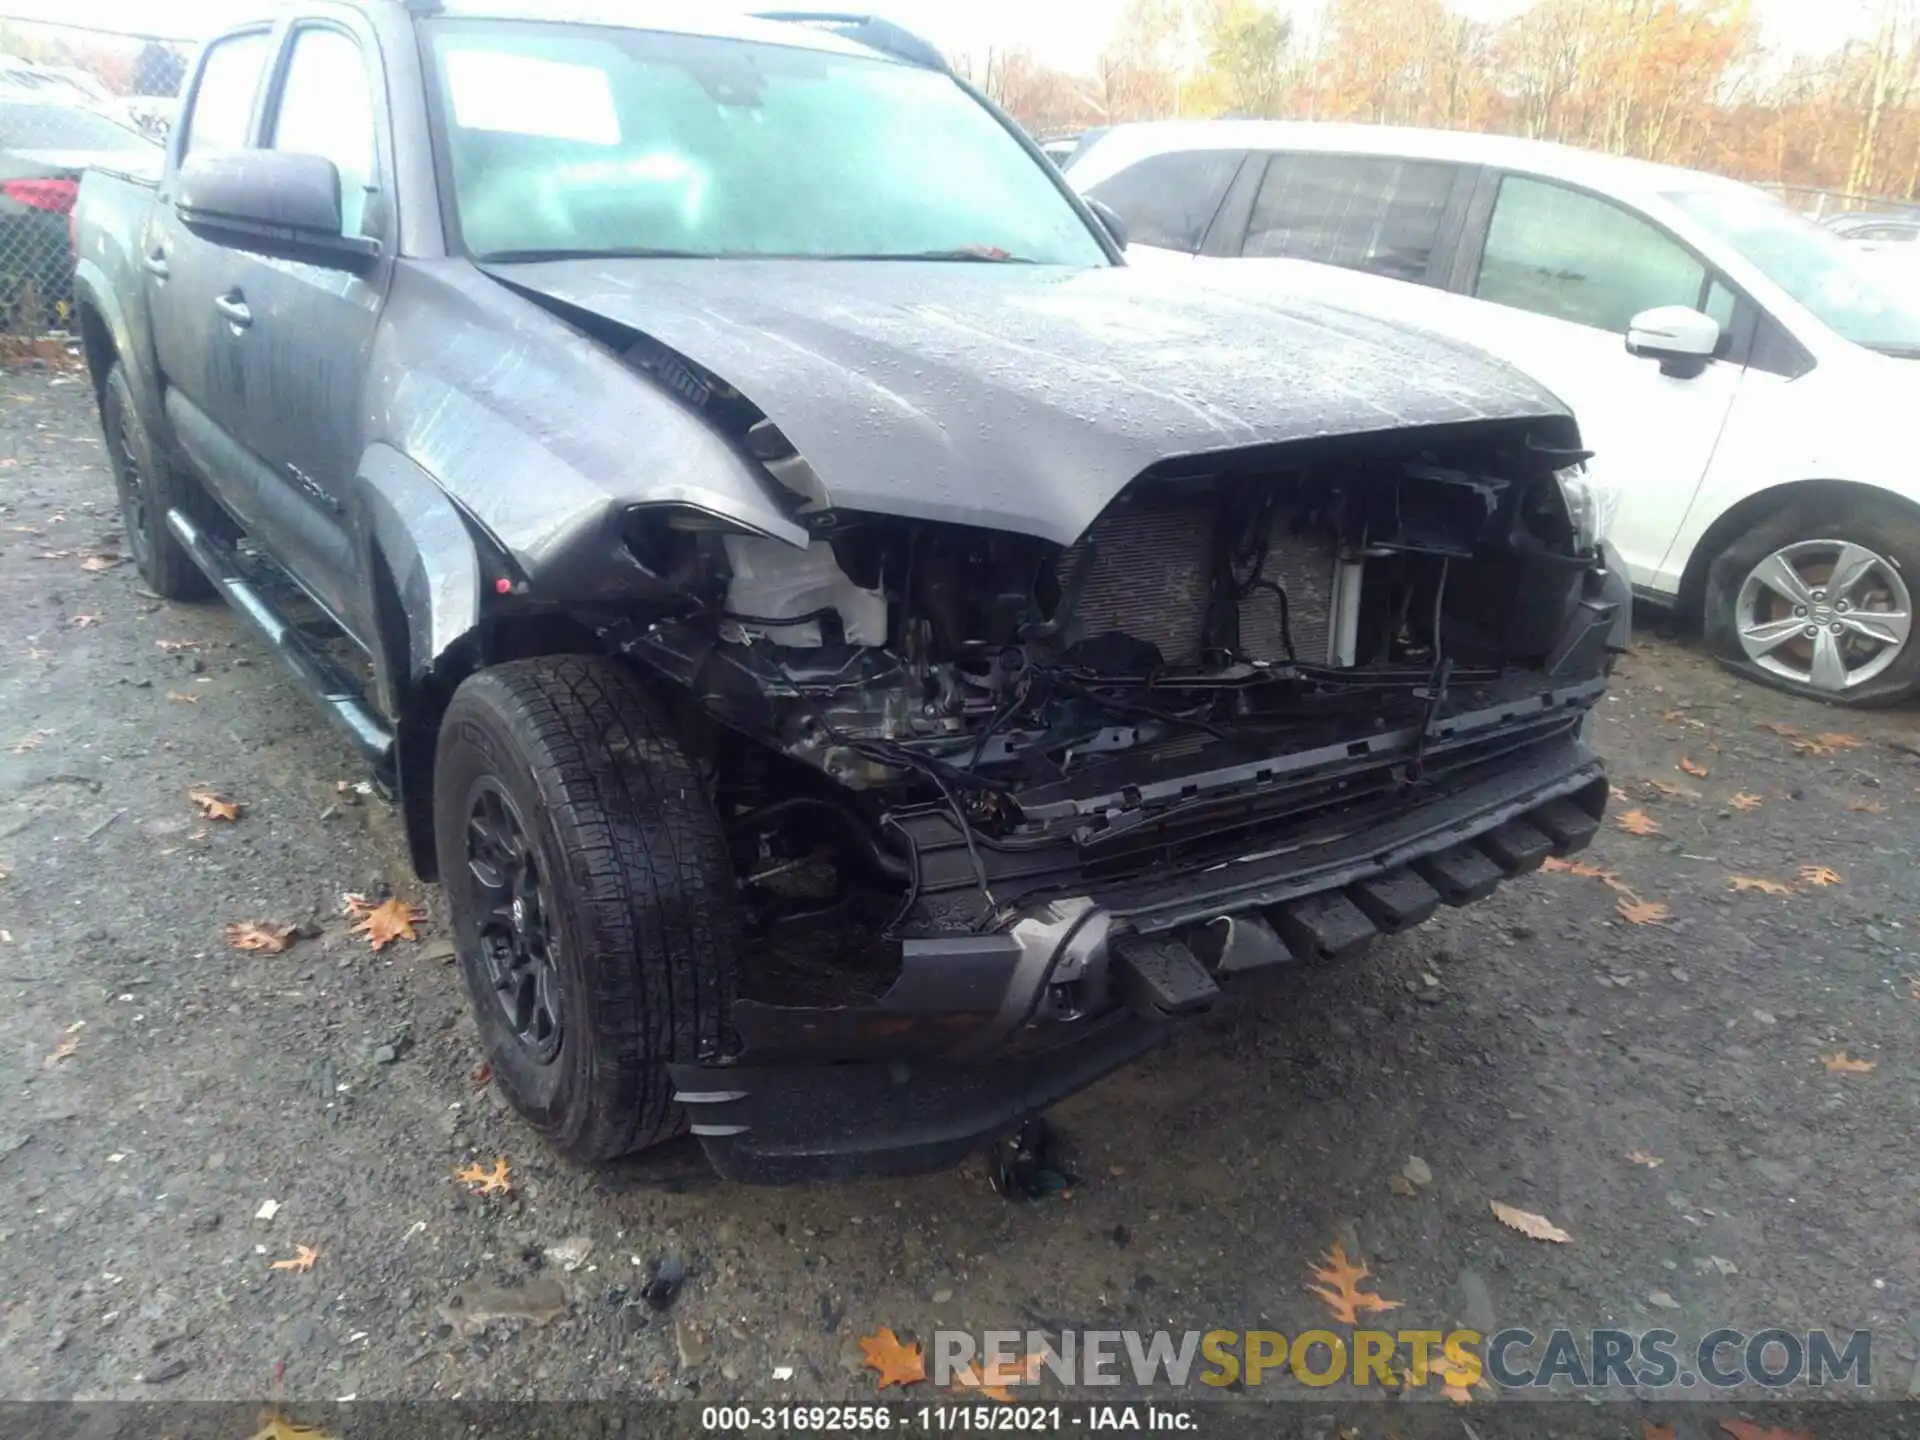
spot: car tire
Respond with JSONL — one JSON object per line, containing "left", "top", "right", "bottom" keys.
{"left": 433, "top": 655, "right": 740, "bottom": 1162}
{"left": 101, "top": 362, "right": 212, "bottom": 601}
{"left": 1704, "top": 494, "right": 1920, "bottom": 705}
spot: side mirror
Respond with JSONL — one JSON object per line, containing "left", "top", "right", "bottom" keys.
{"left": 1086, "top": 197, "right": 1128, "bottom": 251}
{"left": 1625, "top": 305, "right": 1720, "bottom": 377}
{"left": 176, "top": 150, "right": 378, "bottom": 270}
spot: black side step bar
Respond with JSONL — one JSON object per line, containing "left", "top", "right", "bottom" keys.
{"left": 165, "top": 508, "right": 394, "bottom": 772}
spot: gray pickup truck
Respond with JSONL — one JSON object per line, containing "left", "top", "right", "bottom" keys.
{"left": 72, "top": 1, "right": 1624, "bottom": 1183}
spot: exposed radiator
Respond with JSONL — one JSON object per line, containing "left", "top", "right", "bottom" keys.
{"left": 1057, "top": 496, "right": 1338, "bottom": 667}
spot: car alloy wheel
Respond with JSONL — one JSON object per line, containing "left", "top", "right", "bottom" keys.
{"left": 1734, "top": 538, "right": 1913, "bottom": 693}
{"left": 465, "top": 778, "right": 564, "bottom": 1063}
{"left": 109, "top": 399, "right": 153, "bottom": 573}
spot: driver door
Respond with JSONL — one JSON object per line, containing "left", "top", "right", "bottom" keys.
{"left": 1453, "top": 173, "right": 1746, "bottom": 589}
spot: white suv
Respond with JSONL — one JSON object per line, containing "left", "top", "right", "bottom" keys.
{"left": 1067, "top": 121, "right": 1920, "bottom": 704}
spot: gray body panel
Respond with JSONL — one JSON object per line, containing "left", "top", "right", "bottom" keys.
{"left": 484, "top": 258, "right": 1572, "bottom": 544}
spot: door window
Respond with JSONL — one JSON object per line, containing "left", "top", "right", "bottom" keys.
{"left": 269, "top": 27, "right": 378, "bottom": 237}
{"left": 1082, "top": 150, "right": 1243, "bottom": 253}
{"left": 1242, "top": 154, "right": 1457, "bottom": 283}
{"left": 182, "top": 31, "right": 272, "bottom": 159}
{"left": 1476, "top": 175, "right": 1708, "bottom": 334}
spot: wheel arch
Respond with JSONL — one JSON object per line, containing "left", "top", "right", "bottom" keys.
{"left": 1677, "top": 478, "right": 1920, "bottom": 618}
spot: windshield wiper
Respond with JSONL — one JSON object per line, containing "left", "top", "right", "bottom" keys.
{"left": 476, "top": 246, "right": 714, "bottom": 263}
{"left": 824, "top": 248, "right": 1038, "bottom": 263}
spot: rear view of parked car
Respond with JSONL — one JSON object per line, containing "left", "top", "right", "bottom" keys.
{"left": 1068, "top": 122, "right": 1920, "bottom": 704}
{"left": 0, "top": 95, "right": 158, "bottom": 329}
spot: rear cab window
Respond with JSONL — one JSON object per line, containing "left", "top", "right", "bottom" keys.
{"left": 1241, "top": 153, "right": 1460, "bottom": 284}
{"left": 182, "top": 30, "right": 274, "bottom": 160}
{"left": 1081, "top": 150, "right": 1244, "bottom": 253}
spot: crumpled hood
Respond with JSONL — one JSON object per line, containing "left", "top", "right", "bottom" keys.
{"left": 485, "top": 258, "right": 1570, "bottom": 544}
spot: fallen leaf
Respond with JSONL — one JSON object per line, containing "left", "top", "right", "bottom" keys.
{"left": 1660, "top": 708, "right": 1686, "bottom": 722}
{"left": 350, "top": 896, "right": 427, "bottom": 950}
{"left": 454, "top": 1157, "right": 512, "bottom": 1195}
{"left": 6, "top": 734, "right": 41, "bottom": 754}
{"left": 188, "top": 789, "right": 242, "bottom": 822}
{"left": 69, "top": 613, "right": 101, "bottom": 628}
{"left": 1541, "top": 856, "right": 1633, "bottom": 892}
{"left": 1305, "top": 1240, "right": 1402, "bottom": 1324}
{"left": 1491, "top": 1200, "right": 1573, "bottom": 1243}
{"left": 1617, "top": 896, "right": 1671, "bottom": 926}
{"left": 1387, "top": 1173, "right": 1416, "bottom": 1197}
{"left": 1626, "top": 1150, "right": 1664, "bottom": 1168}
{"left": 34, "top": 549, "right": 73, "bottom": 560}
{"left": 1812, "top": 732, "right": 1863, "bottom": 750}
{"left": 248, "top": 1416, "right": 336, "bottom": 1440}
{"left": 1755, "top": 722, "right": 1801, "bottom": 737}
{"left": 155, "top": 639, "right": 200, "bottom": 652}
{"left": 1433, "top": 1352, "right": 1477, "bottom": 1403}
{"left": 1821, "top": 1051, "right": 1876, "bottom": 1075}
{"left": 78, "top": 552, "right": 123, "bottom": 572}
{"left": 949, "top": 1352, "right": 1043, "bottom": 1404}
{"left": 1678, "top": 757, "right": 1709, "bottom": 777}
{"left": 1644, "top": 1424, "right": 1678, "bottom": 1440}
{"left": 1729, "top": 792, "right": 1764, "bottom": 811}
{"left": 859, "top": 1327, "right": 927, "bottom": 1389}
{"left": 1645, "top": 778, "right": 1701, "bottom": 800}
{"left": 1727, "top": 876, "right": 1794, "bottom": 896}
{"left": 1907, "top": 975, "right": 1920, "bottom": 1002}
{"left": 270, "top": 1243, "right": 319, "bottom": 1273}
{"left": 1719, "top": 1420, "right": 1815, "bottom": 1440}
{"left": 166, "top": 691, "right": 200, "bottom": 705}
{"left": 471, "top": 1061, "right": 493, "bottom": 1089}
{"left": 42, "top": 1033, "right": 79, "bottom": 1068}
{"left": 1615, "top": 808, "right": 1662, "bottom": 836}
{"left": 225, "top": 921, "right": 297, "bottom": 955}
{"left": 1848, "top": 797, "right": 1886, "bottom": 814}
{"left": 1798, "top": 865, "right": 1843, "bottom": 887}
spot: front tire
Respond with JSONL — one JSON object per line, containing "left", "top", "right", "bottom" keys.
{"left": 1704, "top": 496, "right": 1920, "bottom": 705}
{"left": 100, "top": 362, "right": 212, "bottom": 601}
{"left": 433, "top": 656, "right": 740, "bottom": 1162}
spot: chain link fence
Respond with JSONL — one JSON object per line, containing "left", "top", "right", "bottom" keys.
{"left": 0, "top": 17, "right": 188, "bottom": 351}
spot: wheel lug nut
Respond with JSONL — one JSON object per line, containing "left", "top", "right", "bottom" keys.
{"left": 1837, "top": 601, "right": 1850, "bottom": 612}
{"left": 1811, "top": 589, "right": 1826, "bottom": 601}
{"left": 1794, "top": 606, "right": 1808, "bottom": 617}
{"left": 1830, "top": 623, "right": 1844, "bottom": 634}
{"left": 1804, "top": 625, "right": 1820, "bottom": 638}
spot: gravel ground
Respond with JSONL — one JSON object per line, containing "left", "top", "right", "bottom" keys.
{"left": 1, "top": 368, "right": 1917, "bottom": 1426}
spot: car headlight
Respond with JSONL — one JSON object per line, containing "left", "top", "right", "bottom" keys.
{"left": 1556, "top": 464, "right": 1619, "bottom": 553}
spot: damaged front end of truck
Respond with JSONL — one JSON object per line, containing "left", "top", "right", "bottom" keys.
{"left": 589, "top": 415, "right": 1622, "bottom": 1182}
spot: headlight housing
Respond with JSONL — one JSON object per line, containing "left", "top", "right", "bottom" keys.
{"left": 1556, "top": 463, "right": 1619, "bottom": 554}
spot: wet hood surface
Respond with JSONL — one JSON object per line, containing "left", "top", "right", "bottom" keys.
{"left": 485, "top": 258, "right": 1569, "bottom": 543}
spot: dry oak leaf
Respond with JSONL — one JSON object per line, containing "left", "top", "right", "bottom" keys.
{"left": 1821, "top": 1051, "right": 1876, "bottom": 1075}
{"left": 1727, "top": 876, "right": 1794, "bottom": 896}
{"left": 1678, "top": 757, "right": 1709, "bottom": 778}
{"left": 1644, "top": 1425, "right": 1678, "bottom": 1440}
{"left": 41, "top": 1033, "right": 79, "bottom": 1068}
{"left": 1615, "top": 808, "right": 1662, "bottom": 836}
{"left": 1729, "top": 792, "right": 1765, "bottom": 811}
{"left": 1305, "top": 1240, "right": 1402, "bottom": 1325}
{"left": 1645, "top": 778, "right": 1701, "bottom": 801}
{"left": 1626, "top": 1150, "right": 1664, "bottom": 1168}
{"left": 165, "top": 691, "right": 199, "bottom": 705}
{"left": 950, "top": 1352, "right": 1044, "bottom": 1404}
{"left": 454, "top": 1157, "right": 512, "bottom": 1195}
{"left": 1755, "top": 721, "right": 1801, "bottom": 738}
{"left": 78, "top": 552, "right": 123, "bottom": 572}
{"left": 226, "top": 921, "right": 297, "bottom": 955}
{"left": 1848, "top": 797, "right": 1886, "bottom": 814}
{"left": 248, "top": 1416, "right": 336, "bottom": 1440}
{"left": 350, "top": 896, "right": 426, "bottom": 950}
{"left": 1432, "top": 1353, "right": 1478, "bottom": 1404}
{"left": 1719, "top": 1421, "right": 1815, "bottom": 1440}
{"left": 270, "top": 1243, "right": 319, "bottom": 1273}
{"left": 188, "top": 788, "right": 242, "bottom": 822}
{"left": 69, "top": 613, "right": 101, "bottom": 628}
{"left": 1617, "top": 897, "right": 1671, "bottom": 926}
{"left": 1798, "top": 865, "right": 1843, "bottom": 887}
{"left": 1491, "top": 1200, "right": 1573, "bottom": 1243}
{"left": 155, "top": 639, "right": 200, "bottom": 652}
{"left": 6, "top": 734, "right": 42, "bottom": 754}
{"left": 859, "top": 1327, "right": 927, "bottom": 1389}
{"left": 1792, "top": 732, "right": 1864, "bottom": 757}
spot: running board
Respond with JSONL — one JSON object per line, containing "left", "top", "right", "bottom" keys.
{"left": 165, "top": 508, "right": 395, "bottom": 772}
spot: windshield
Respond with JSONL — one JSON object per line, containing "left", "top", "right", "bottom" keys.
{"left": 423, "top": 21, "right": 1110, "bottom": 266}
{"left": 0, "top": 101, "right": 153, "bottom": 154}
{"left": 1666, "top": 183, "right": 1920, "bottom": 356}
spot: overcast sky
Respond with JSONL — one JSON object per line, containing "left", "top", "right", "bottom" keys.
{"left": 0, "top": 0, "right": 1877, "bottom": 65}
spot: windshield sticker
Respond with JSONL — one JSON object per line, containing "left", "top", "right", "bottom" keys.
{"left": 444, "top": 51, "right": 620, "bottom": 145}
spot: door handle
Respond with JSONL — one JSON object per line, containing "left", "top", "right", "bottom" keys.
{"left": 141, "top": 248, "right": 169, "bottom": 279}
{"left": 213, "top": 291, "right": 252, "bottom": 329}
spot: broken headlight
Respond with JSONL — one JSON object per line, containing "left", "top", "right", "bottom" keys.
{"left": 1555, "top": 463, "right": 1619, "bottom": 554}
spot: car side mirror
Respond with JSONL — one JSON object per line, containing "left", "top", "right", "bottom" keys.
{"left": 176, "top": 150, "right": 379, "bottom": 271}
{"left": 1625, "top": 305, "right": 1720, "bottom": 377}
{"left": 1086, "top": 197, "right": 1128, "bottom": 251}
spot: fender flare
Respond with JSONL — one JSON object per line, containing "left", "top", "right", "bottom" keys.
{"left": 73, "top": 259, "right": 161, "bottom": 425}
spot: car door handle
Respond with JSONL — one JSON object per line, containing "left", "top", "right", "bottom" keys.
{"left": 213, "top": 291, "right": 252, "bottom": 329}
{"left": 141, "top": 248, "right": 169, "bottom": 279}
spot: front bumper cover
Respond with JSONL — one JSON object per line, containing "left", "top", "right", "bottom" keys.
{"left": 672, "top": 725, "right": 1609, "bottom": 1183}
